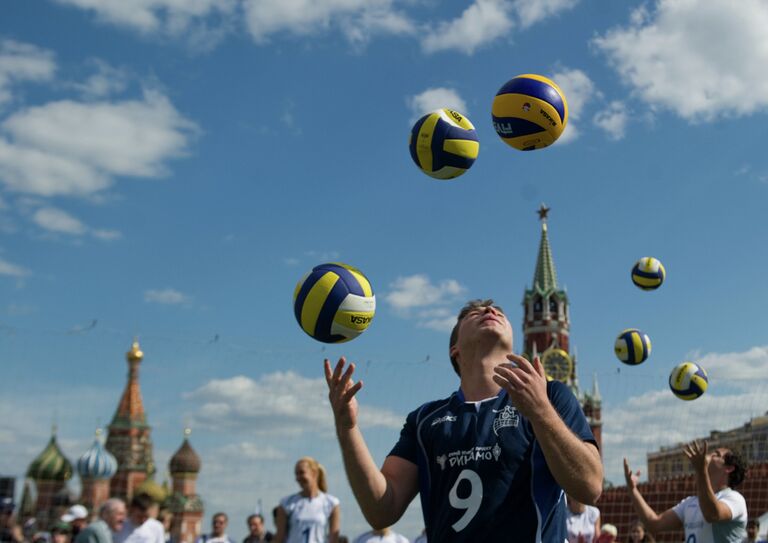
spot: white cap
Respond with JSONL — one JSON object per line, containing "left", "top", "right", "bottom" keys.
{"left": 601, "top": 524, "right": 618, "bottom": 537}
{"left": 61, "top": 505, "right": 88, "bottom": 522}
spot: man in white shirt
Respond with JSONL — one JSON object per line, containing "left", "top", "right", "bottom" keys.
{"left": 624, "top": 440, "right": 747, "bottom": 543}
{"left": 195, "top": 513, "right": 235, "bottom": 543}
{"left": 113, "top": 494, "right": 164, "bottom": 543}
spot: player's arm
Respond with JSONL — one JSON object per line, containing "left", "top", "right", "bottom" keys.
{"left": 328, "top": 505, "right": 341, "bottom": 543}
{"left": 493, "top": 354, "right": 602, "bottom": 504}
{"left": 325, "top": 358, "right": 420, "bottom": 529}
{"left": 685, "top": 440, "right": 734, "bottom": 523}
{"left": 272, "top": 507, "right": 288, "bottom": 543}
{"left": 622, "top": 458, "right": 682, "bottom": 533}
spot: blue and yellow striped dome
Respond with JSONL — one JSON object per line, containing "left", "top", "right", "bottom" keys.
{"left": 77, "top": 430, "right": 117, "bottom": 480}
{"left": 27, "top": 433, "right": 73, "bottom": 482}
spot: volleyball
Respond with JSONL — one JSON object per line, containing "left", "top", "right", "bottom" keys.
{"left": 293, "top": 262, "right": 375, "bottom": 343}
{"left": 631, "top": 257, "right": 666, "bottom": 290}
{"left": 492, "top": 74, "right": 568, "bottom": 151}
{"left": 614, "top": 328, "right": 652, "bottom": 365}
{"left": 669, "top": 362, "right": 709, "bottom": 401}
{"left": 409, "top": 108, "right": 479, "bottom": 179}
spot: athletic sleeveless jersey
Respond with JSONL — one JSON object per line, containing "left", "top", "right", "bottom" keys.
{"left": 389, "top": 383, "right": 596, "bottom": 543}
{"left": 671, "top": 487, "right": 747, "bottom": 543}
{"left": 280, "top": 492, "right": 339, "bottom": 543}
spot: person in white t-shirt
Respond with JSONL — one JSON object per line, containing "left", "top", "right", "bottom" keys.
{"left": 566, "top": 494, "right": 600, "bottom": 543}
{"left": 624, "top": 440, "right": 747, "bottom": 543}
{"left": 114, "top": 494, "right": 164, "bottom": 543}
{"left": 274, "top": 457, "right": 340, "bottom": 543}
{"left": 351, "top": 527, "right": 408, "bottom": 543}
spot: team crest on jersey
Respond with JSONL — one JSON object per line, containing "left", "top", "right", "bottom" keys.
{"left": 492, "top": 405, "right": 519, "bottom": 436}
{"left": 492, "top": 443, "right": 501, "bottom": 461}
{"left": 436, "top": 454, "right": 447, "bottom": 470}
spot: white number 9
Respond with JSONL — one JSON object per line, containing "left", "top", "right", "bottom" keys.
{"left": 449, "top": 469, "right": 483, "bottom": 532}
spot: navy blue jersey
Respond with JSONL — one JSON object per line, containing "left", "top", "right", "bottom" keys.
{"left": 389, "top": 382, "right": 596, "bottom": 543}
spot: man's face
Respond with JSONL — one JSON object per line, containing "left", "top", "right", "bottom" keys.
{"left": 248, "top": 517, "right": 263, "bottom": 536}
{"left": 106, "top": 504, "right": 126, "bottom": 533}
{"left": 129, "top": 507, "right": 148, "bottom": 527}
{"left": 212, "top": 516, "right": 227, "bottom": 536}
{"left": 455, "top": 305, "right": 513, "bottom": 356}
{"left": 707, "top": 448, "right": 732, "bottom": 482}
{"left": 747, "top": 524, "right": 758, "bottom": 539}
{"left": 72, "top": 519, "right": 87, "bottom": 531}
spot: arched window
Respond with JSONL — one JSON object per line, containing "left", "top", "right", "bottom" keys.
{"left": 549, "top": 298, "right": 558, "bottom": 317}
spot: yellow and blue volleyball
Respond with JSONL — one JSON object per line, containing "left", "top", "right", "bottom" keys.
{"left": 631, "top": 257, "right": 666, "bottom": 290}
{"left": 614, "top": 328, "right": 652, "bottom": 365}
{"left": 293, "top": 262, "right": 375, "bottom": 343}
{"left": 492, "top": 74, "right": 568, "bottom": 151}
{"left": 669, "top": 362, "right": 709, "bottom": 401}
{"left": 409, "top": 108, "right": 479, "bottom": 179}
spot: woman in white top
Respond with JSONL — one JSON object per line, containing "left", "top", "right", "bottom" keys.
{"left": 566, "top": 494, "right": 601, "bottom": 543}
{"left": 274, "top": 457, "right": 340, "bottom": 543}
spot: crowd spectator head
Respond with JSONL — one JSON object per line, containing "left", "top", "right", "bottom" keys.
{"left": 129, "top": 494, "right": 157, "bottom": 527}
{"left": 99, "top": 499, "right": 126, "bottom": 533}
{"left": 627, "top": 520, "right": 654, "bottom": 543}
{"left": 747, "top": 519, "right": 760, "bottom": 541}
{"left": 294, "top": 457, "right": 328, "bottom": 494}
{"left": 211, "top": 513, "right": 228, "bottom": 537}
{"left": 245, "top": 514, "right": 265, "bottom": 538}
{"left": 61, "top": 505, "right": 88, "bottom": 534}
{"left": 597, "top": 523, "right": 617, "bottom": 543}
{"left": 50, "top": 522, "right": 71, "bottom": 543}
{"left": 158, "top": 508, "right": 173, "bottom": 533}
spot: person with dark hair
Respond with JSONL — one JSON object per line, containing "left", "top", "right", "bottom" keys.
{"left": 624, "top": 441, "right": 747, "bottom": 542}
{"left": 325, "top": 298, "right": 602, "bottom": 542}
{"left": 626, "top": 520, "right": 654, "bottom": 543}
{"left": 196, "top": 513, "right": 235, "bottom": 543}
{"left": 745, "top": 518, "right": 767, "bottom": 543}
{"left": 114, "top": 494, "right": 163, "bottom": 543}
{"left": 243, "top": 514, "right": 272, "bottom": 543}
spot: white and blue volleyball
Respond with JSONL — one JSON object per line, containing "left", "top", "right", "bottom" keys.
{"left": 669, "top": 362, "right": 708, "bottom": 401}
{"left": 409, "top": 108, "right": 479, "bottom": 179}
{"left": 492, "top": 74, "right": 568, "bottom": 151}
{"left": 293, "top": 262, "right": 375, "bottom": 343}
{"left": 632, "top": 257, "right": 666, "bottom": 290}
{"left": 614, "top": 328, "right": 652, "bottom": 365}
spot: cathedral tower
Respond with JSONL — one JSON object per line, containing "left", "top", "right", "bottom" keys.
{"left": 105, "top": 341, "right": 154, "bottom": 500}
{"left": 522, "top": 205, "right": 602, "bottom": 452}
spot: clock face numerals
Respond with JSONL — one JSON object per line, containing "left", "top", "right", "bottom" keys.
{"left": 543, "top": 349, "right": 572, "bottom": 382}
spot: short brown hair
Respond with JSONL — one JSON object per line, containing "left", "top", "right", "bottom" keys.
{"left": 448, "top": 299, "right": 504, "bottom": 376}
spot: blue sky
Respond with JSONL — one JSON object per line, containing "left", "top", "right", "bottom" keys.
{"left": 1, "top": 0, "right": 768, "bottom": 539}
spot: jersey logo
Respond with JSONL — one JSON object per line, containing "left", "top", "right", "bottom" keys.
{"left": 492, "top": 443, "right": 501, "bottom": 461}
{"left": 436, "top": 454, "right": 447, "bottom": 470}
{"left": 431, "top": 415, "right": 457, "bottom": 426}
{"left": 492, "top": 405, "right": 519, "bottom": 436}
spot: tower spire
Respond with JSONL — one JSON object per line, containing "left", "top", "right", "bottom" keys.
{"left": 533, "top": 203, "right": 558, "bottom": 293}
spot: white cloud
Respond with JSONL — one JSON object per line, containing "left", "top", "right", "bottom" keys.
{"left": 549, "top": 68, "right": 597, "bottom": 144}
{"left": 0, "top": 40, "right": 56, "bottom": 107}
{"left": 32, "top": 207, "right": 87, "bottom": 235}
{"left": 406, "top": 88, "right": 468, "bottom": 123}
{"left": 512, "top": 0, "right": 579, "bottom": 28}
{"left": 421, "top": 0, "right": 514, "bottom": 55}
{"left": 54, "top": 0, "right": 238, "bottom": 49}
{"left": 0, "top": 256, "right": 29, "bottom": 277}
{"left": 74, "top": 60, "right": 129, "bottom": 99}
{"left": 0, "top": 90, "right": 198, "bottom": 197}
{"left": 594, "top": 0, "right": 768, "bottom": 121}
{"left": 185, "top": 372, "right": 402, "bottom": 433}
{"left": 144, "top": 288, "right": 191, "bottom": 305}
{"left": 243, "top": 0, "right": 414, "bottom": 44}
{"left": 593, "top": 101, "right": 628, "bottom": 140}
{"left": 385, "top": 274, "right": 464, "bottom": 310}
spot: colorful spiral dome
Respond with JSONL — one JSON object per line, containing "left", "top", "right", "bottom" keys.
{"left": 77, "top": 429, "right": 118, "bottom": 480}
{"left": 27, "top": 431, "right": 73, "bottom": 481}
{"left": 169, "top": 429, "right": 201, "bottom": 475}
